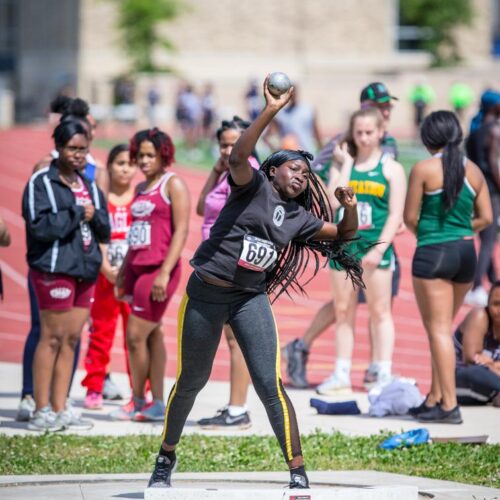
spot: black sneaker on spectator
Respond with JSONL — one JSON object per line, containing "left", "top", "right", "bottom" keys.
{"left": 197, "top": 407, "right": 251, "bottom": 430}
{"left": 282, "top": 339, "right": 309, "bottom": 389}
{"left": 417, "top": 404, "right": 463, "bottom": 424}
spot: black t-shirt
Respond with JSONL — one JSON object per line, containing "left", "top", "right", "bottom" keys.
{"left": 191, "top": 169, "right": 324, "bottom": 292}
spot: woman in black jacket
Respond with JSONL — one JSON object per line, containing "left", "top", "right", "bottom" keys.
{"left": 22, "top": 119, "right": 110, "bottom": 431}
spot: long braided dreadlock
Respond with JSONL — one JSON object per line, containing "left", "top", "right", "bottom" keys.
{"left": 260, "top": 150, "right": 364, "bottom": 302}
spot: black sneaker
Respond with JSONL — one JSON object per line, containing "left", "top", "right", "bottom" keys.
{"left": 417, "top": 405, "right": 463, "bottom": 424}
{"left": 283, "top": 339, "right": 309, "bottom": 389}
{"left": 408, "top": 398, "right": 438, "bottom": 418}
{"left": 197, "top": 408, "right": 252, "bottom": 429}
{"left": 147, "top": 455, "right": 177, "bottom": 488}
{"left": 289, "top": 472, "right": 310, "bottom": 489}
{"left": 362, "top": 369, "right": 378, "bottom": 389}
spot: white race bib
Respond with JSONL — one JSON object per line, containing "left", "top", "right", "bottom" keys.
{"left": 80, "top": 221, "right": 92, "bottom": 248}
{"left": 357, "top": 202, "right": 373, "bottom": 230}
{"left": 238, "top": 234, "right": 277, "bottom": 272}
{"left": 128, "top": 221, "right": 151, "bottom": 249}
{"left": 108, "top": 239, "right": 129, "bottom": 267}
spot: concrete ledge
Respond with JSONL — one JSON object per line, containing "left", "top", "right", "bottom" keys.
{"left": 145, "top": 485, "right": 418, "bottom": 500}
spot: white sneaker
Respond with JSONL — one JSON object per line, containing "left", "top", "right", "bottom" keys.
{"left": 103, "top": 374, "right": 124, "bottom": 400}
{"left": 55, "top": 408, "right": 94, "bottom": 431}
{"left": 28, "top": 406, "right": 64, "bottom": 432}
{"left": 316, "top": 374, "right": 352, "bottom": 396}
{"left": 17, "top": 395, "right": 36, "bottom": 422}
{"left": 465, "top": 287, "right": 488, "bottom": 307}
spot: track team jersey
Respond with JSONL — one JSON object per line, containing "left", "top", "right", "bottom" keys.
{"left": 191, "top": 169, "right": 324, "bottom": 293}
{"left": 416, "top": 176, "right": 475, "bottom": 247}
{"left": 128, "top": 172, "right": 177, "bottom": 267}
{"left": 313, "top": 132, "right": 398, "bottom": 184}
{"left": 71, "top": 177, "right": 93, "bottom": 252}
{"left": 336, "top": 154, "right": 393, "bottom": 266}
{"left": 108, "top": 200, "right": 132, "bottom": 268}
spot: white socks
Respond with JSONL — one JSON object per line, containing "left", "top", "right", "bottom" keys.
{"left": 334, "top": 358, "right": 352, "bottom": 382}
{"left": 227, "top": 405, "right": 247, "bottom": 417}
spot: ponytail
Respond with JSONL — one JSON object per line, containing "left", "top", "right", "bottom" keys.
{"left": 421, "top": 111, "right": 464, "bottom": 210}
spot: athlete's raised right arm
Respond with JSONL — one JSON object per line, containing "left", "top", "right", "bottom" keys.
{"left": 229, "top": 76, "right": 293, "bottom": 186}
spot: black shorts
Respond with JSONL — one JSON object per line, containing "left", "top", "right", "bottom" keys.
{"left": 412, "top": 239, "right": 476, "bottom": 283}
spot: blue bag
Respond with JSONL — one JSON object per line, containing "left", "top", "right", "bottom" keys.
{"left": 380, "top": 428, "right": 430, "bottom": 450}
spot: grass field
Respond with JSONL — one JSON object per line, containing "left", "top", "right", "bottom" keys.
{"left": 1, "top": 432, "right": 498, "bottom": 487}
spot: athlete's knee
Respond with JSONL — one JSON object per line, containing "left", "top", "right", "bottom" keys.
{"left": 126, "top": 329, "right": 145, "bottom": 352}
{"left": 66, "top": 332, "right": 81, "bottom": 349}
{"left": 333, "top": 300, "right": 352, "bottom": 323}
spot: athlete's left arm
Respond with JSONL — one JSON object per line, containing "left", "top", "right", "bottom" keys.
{"left": 403, "top": 161, "right": 424, "bottom": 234}
{"left": 151, "top": 175, "right": 191, "bottom": 302}
{"left": 88, "top": 185, "right": 111, "bottom": 243}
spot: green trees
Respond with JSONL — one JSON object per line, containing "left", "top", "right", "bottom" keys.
{"left": 111, "top": 0, "right": 185, "bottom": 72}
{"left": 400, "top": 0, "right": 474, "bottom": 65}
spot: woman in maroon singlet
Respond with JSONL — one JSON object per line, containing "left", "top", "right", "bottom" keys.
{"left": 115, "top": 128, "right": 191, "bottom": 422}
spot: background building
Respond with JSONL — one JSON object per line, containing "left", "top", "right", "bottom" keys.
{"left": 0, "top": 0, "right": 499, "bottom": 133}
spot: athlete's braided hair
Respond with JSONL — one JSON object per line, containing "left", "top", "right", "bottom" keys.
{"left": 260, "top": 149, "right": 364, "bottom": 302}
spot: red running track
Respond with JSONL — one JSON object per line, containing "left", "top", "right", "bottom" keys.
{"left": 0, "top": 126, "right": 487, "bottom": 394}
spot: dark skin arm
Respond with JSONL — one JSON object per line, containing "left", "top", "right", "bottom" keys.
{"left": 312, "top": 187, "right": 358, "bottom": 240}
{"left": 229, "top": 76, "right": 294, "bottom": 186}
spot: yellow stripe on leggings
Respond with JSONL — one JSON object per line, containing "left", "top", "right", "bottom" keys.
{"left": 269, "top": 298, "right": 293, "bottom": 461}
{"left": 161, "top": 292, "right": 189, "bottom": 442}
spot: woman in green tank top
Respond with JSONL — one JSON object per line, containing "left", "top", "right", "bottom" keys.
{"left": 404, "top": 111, "right": 492, "bottom": 424}
{"left": 317, "top": 107, "right": 407, "bottom": 395}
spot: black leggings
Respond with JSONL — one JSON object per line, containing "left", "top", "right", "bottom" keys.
{"left": 161, "top": 272, "right": 302, "bottom": 462}
{"left": 456, "top": 364, "right": 500, "bottom": 405}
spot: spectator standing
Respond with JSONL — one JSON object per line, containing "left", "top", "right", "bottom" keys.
{"left": 404, "top": 111, "right": 492, "bottom": 424}
{"left": 465, "top": 90, "right": 500, "bottom": 306}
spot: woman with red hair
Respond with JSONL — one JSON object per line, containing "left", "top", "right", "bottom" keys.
{"left": 113, "top": 128, "right": 191, "bottom": 421}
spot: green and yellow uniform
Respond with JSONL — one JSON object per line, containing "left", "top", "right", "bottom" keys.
{"left": 331, "top": 154, "right": 394, "bottom": 270}
{"left": 417, "top": 179, "right": 475, "bottom": 247}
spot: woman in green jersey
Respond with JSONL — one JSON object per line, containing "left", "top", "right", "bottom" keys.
{"left": 404, "top": 111, "right": 492, "bottom": 424}
{"left": 317, "top": 107, "right": 407, "bottom": 395}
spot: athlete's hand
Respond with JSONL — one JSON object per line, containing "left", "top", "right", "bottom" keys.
{"left": 83, "top": 203, "right": 95, "bottom": 221}
{"left": 335, "top": 186, "right": 357, "bottom": 209}
{"left": 474, "top": 353, "right": 493, "bottom": 367}
{"left": 263, "top": 75, "right": 294, "bottom": 112}
{"left": 333, "top": 142, "right": 353, "bottom": 166}
{"left": 151, "top": 271, "right": 170, "bottom": 302}
{"left": 362, "top": 248, "right": 384, "bottom": 269}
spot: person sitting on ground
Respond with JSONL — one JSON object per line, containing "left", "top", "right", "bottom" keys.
{"left": 454, "top": 281, "right": 500, "bottom": 407}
